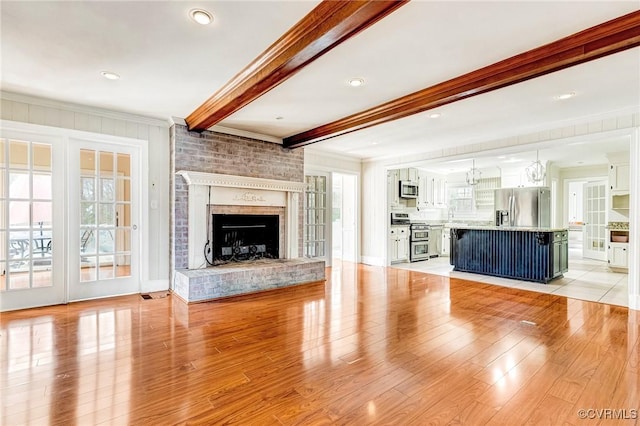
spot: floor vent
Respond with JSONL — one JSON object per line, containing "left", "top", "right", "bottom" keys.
{"left": 140, "top": 292, "right": 170, "bottom": 300}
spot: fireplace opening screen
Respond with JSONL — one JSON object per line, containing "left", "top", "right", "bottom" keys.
{"left": 211, "top": 214, "right": 279, "bottom": 264}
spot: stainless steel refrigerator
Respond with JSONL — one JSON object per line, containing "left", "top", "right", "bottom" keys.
{"left": 494, "top": 187, "right": 551, "bottom": 228}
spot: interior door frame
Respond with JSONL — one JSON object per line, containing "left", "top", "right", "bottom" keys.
{"left": 0, "top": 120, "right": 148, "bottom": 310}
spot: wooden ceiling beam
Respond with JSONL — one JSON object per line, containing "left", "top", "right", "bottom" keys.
{"left": 283, "top": 10, "right": 640, "bottom": 149}
{"left": 185, "top": 0, "right": 409, "bottom": 132}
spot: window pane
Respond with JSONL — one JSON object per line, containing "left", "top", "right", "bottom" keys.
{"left": 99, "top": 229, "right": 114, "bottom": 254}
{"left": 0, "top": 231, "right": 6, "bottom": 261}
{"left": 9, "top": 268, "right": 30, "bottom": 290}
{"left": 116, "top": 255, "right": 131, "bottom": 277}
{"left": 32, "top": 202, "right": 52, "bottom": 227}
{"left": 9, "top": 140, "right": 28, "bottom": 169}
{"left": 100, "top": 178, "right": 114, "bottom": 202}
{"left": 32, "top": 144, "right": 51, "bottom": 171}
{"left": 117, "top": 178, "right": 130, "bottom": 202}
{"left": 80, "top": 257, "right": 97, "bottom": 282}
{"left": 100, "top": 263, "right": 114, "bottom": 280}
{"left": 9, "top": 172, "right": 29, "bottom": 199}
{"left": 117, "top": 204, "right": 130, "bottom": 227}
{"left": 33, "top": 174, "right": 52, "bottom": 200}
{"left": 81, "top": 228, "right": 96, "bottom": 254}
{"left": 100, "top": 152, "right": 114, "bottom": 176}
{"left": 117, "top": 153, "right": 130, "bottom": 177}
{"left": 80, "top": 149, "right": 96, "bottom": 175}
{"left": 9, "top": 202, "right": 30, "bottom": 228}
{"left": 33, "top": 269, "right": 52, "bottom": 288}
{"left": 32, "top": 229, "right": 52, "bottom": 259}
{"left": 99, "top": 203, "right": 114, "bottom": 226}
{"left": 0, "top": 262, "right": 6, "bottom": 291}
{"left": 115, "top": 229, "right": 130, "bottom": 253}
{"left": 0, "top": 170, "right": 5, "bottom": 199}
{"left": 0, "top": 139, "right": 5, "bottom": 166}
{"left": 81, "top": 202, "right": 95, "bottom": 225}
{"left": 81, "top": 177, "right": 95, "bottom": 201}
{"left": 9, "top": 231, "right": 30, "bottom": 260}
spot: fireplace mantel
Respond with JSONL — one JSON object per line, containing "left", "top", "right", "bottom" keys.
{"left": 176, "top": 171, "right": 307, "bottom": 193}
{"left": 176, "top": 170, "right": 305, "bottom": 269}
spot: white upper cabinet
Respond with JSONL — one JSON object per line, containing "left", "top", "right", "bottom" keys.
{"left": 609, "top": 163, "right": 630, "bottom": 194}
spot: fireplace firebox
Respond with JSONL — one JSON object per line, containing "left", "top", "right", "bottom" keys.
{"left": 211, "top": 214, "right": 279, "bottom": 264}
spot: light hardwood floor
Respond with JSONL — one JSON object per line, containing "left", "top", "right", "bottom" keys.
{"left": 1, "top": 261, "right": 639, "bottom": 425}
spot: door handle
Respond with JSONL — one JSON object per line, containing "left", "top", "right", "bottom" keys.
{"left": 132, "top": 225, "right": 138, "bottom": 230}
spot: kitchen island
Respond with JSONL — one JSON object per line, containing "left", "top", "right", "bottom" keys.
{"left": 450, "top": 226, "right": 568, "bottom": 283}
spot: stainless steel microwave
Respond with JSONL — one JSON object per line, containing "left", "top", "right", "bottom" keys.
{"left": 399, "top": 180, "right": 418, "bottom": 198}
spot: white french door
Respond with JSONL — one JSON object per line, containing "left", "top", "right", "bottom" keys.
{"left": 0, "top": 135, "right": 65, "bottom": 311}
{"left": 68, "top": 139, "right": 140, "bottom": 301}
{"left": 583, "top": 181, "right": 606, "bottom": 261}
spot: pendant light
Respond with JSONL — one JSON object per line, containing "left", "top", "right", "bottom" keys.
{"left": 526, "top": 150, "right": 546, "bottom": 184}
{"left": 466, "top": 159, "right": 481, "bottom": 186}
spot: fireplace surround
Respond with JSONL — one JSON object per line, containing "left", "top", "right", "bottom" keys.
{"left": 173, "top": 170, "right": 325, "bottom": 302}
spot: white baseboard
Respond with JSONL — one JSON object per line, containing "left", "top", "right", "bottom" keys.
{"left": 361, "top": 256, "right": 385, "bottom": 267}
{"left": 629, "top": 294, "right": 640, "bottom": 312}
{"left": 141, "top": 279, "right": 170, "bottom": 293}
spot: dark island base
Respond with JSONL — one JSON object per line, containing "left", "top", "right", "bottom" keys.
{"left": 450, "top": 228, "right": 568, "bottom": 284}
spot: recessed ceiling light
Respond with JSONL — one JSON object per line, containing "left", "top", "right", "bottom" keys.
{"left": 100, "top": 71, "right": 120, "bottom": 80}
{"left": 189, "top": 8, "right": 213, "bottom": 25}
{"left": 348, "top": 78, "right": 364, "bottom": 87}
{"left": 428, "top": 113, "right": 441, "bottom": 119}
{"left": 372, "top": 142, "right": 378, "bottom": 145}
{"left": 555, "top": 92, "right": 576, "bottom": 100}
{"left": 497, "top": 155, "right": 507, "bottom": 159}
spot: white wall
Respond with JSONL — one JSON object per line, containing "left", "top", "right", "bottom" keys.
{"left": 1, "top": 91, "right": 170, "bottom": 291}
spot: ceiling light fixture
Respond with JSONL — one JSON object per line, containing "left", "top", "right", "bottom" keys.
{"left": 189, "top": 8, "right": 213, "bottom": 25}
{"left": 555, "top": 92, "right": 576, "bottom": 100}
{"left": 525, "top": 150, "right": 546, "bottom": 183}
{"left": 275, "top": 116, "right": 284, "bottom": 120}
{"left": 465, "top": 159, "right": 481, "bottom": 186}
{"left": 348, "top": 78, "right": 364, "bottom": 87}
{"left": 100, "top": 71, "right": 120, "bottom": 80}
{"left": 428, "top": 113, "right": 441, "bottom": 119}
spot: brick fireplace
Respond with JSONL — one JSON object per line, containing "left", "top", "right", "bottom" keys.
{"left": 170, "top": 124, "right": 325, "bottom": 302}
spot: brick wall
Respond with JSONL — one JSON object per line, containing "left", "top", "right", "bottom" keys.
{"left": 170, "top": 124, "right": 304, "bottom": 270}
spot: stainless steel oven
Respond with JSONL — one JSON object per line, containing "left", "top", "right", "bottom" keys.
{"left": 410, "top": 223, "right": 429, "bottom": 262}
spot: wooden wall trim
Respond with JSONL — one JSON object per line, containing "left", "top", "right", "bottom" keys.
{"left": 185, "top": 0, "right": 408, "bottom": 132}
{"left": 283, "top": 10, "right": 640, "bottom": 148}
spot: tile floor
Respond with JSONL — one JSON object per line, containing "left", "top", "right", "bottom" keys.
{"left": 392, "top": 248, "right": 629, "bottom": 307}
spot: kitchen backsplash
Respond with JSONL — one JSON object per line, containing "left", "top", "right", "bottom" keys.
{"left": 608, "top": 221, "right": 630, "bottom": 230}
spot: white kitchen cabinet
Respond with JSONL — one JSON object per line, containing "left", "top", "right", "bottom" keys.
{"left": 389, "top": 226, "right": 409, "bottom": 263}
{"left": 418, "top": 172, "right": 447, "bottom": 208}
{"left": 609, "top": 163, "right": 629, "bottom": 193}
{"left": 399, "top": 168, "right": 419, "bottom": 182}
{"left": 387, "top": 169, "right": 401, "bottom": 209}
{"left": 441, "top": 228, "right": 450, "bottom": 256}
{"left": 417, "top": 170, "right": 433, "bottom": 209}
{"left": 608, "top": 242, "right": 628, "bottom": 269}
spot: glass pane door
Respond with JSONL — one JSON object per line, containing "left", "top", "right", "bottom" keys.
{"left": 583, "top": 181, "right": 606, "bottom": 261}
{"left": 69, "top": 140, "right": 139, "bottom": 301}
{"left": 0, "top": 137, "right": 64, "bottom": 311}
{"left": 304, "top": 175, "right": 327, "bottom": 259}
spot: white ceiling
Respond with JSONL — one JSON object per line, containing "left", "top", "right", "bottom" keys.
{"left": 2, "top": 1, "right": 638, "bottom": 167}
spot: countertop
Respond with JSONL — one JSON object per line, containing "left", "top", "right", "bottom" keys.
{"left": 449, "top": 225, "right": 568, "bottom": 232}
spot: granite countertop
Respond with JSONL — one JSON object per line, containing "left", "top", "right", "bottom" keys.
{"left": 449, "top": 225, "right": 568, "bottom": 232}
